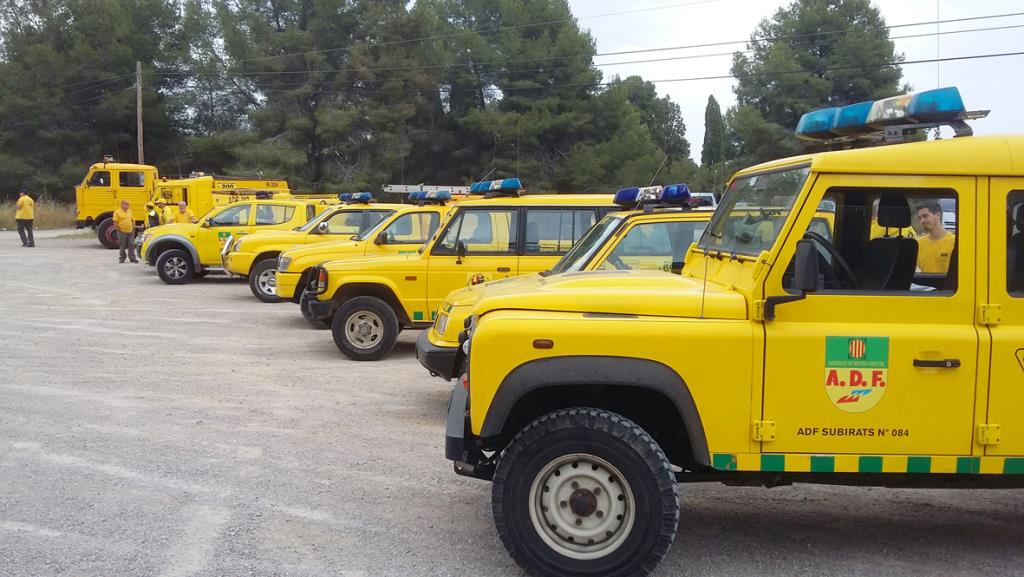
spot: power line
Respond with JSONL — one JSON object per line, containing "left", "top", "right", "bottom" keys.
{"left": 231, "top": 0, "right": 729, "bottom": 64}
{"left": 148, "top": 11, "right": 1024, "bottom": 80}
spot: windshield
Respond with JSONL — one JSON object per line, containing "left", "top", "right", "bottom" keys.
{"left": 547, "top": 215, "right": 623, "bottom": 275}
{"left": 294, "top": 208, "right": 334, "bottom": 232}
{"left": 354, "top": 210, "right": 398, "bottom": 241}
{"left": 697, "top": 165, "right": 811, "bottom": 256}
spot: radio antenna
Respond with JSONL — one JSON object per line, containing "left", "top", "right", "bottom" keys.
{"left": 648, "top": 155, "right": 670, "bottom": 187}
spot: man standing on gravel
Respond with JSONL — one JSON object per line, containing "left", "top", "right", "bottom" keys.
{"left": 112, "top": 199, "right": 138, "bottom": 263}
{"left": 15, "top": 188, "right": 34, "bottom": 247}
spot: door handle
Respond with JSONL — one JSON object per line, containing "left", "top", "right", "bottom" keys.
{"left": 497, "top": 267, "right": 511, "bottom": 273}
{"left": 913, "top": 358, "right": 961, "bottom": 368}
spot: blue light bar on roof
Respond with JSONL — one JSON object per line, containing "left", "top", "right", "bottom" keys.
{"left": 338, "top": 193, "right": 352, "bottom": 201}
{"left": 613, "top": 183, "right": 691, "bottom": 207}
{"left": 795, "top": 107, "right": 838, "bottom": 140}
{"left": 411, "top": 190, "right": 451, "bottom": 204}
{"left": 831, "top": 101, "right": 874, "bottom": 135}
{"left": 907, "top": 86, "right": 966, "bottom": 122}
{"left": 348, "top": 192, "right": 373, "bottom": 203}
{"left": 469, "top": 177, "right": 523, "bottom": 194}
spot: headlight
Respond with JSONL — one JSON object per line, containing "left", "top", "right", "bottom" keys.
{"left": 141, "top": 233, "right": 152, "bottom": 244}
{"left": 232, "top": 238, "right": 243, "bottom": 252}
{"left": 434, "top": 312, "right": 449, "bottom": 336}
{"left": 278, "top": 255, "right": 292, "bottom": 270}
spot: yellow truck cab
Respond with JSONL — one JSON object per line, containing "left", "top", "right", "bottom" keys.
{"left": 140, "top": 198, "right": 335, "bottom": 284}
{"left": 75, "top": 160, "right": 158, "bottom": 247}
{"left": 273, "top": 191, "right": 464, "bottom": 308}
{"left": 446, "top": 88, "right": 1024, "bottom": 577}
{"left": 417, "top": 184, "right": 714, "bottom": 380}
{"left": 303, "top": 178, "right": 616, "bottom": 360}
{"left": 223, "top": 193, "right": 404, "bottom": 302}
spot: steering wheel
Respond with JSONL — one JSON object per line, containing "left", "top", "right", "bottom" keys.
{"left": 803, "top": 231, "right": 859, "bottom": 289}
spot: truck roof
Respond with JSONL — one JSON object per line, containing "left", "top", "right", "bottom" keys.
{"left": 737, "top": 134, "right": 1024, "bottom": 178}
{"left": 89, "top": 162, "right": 155, "bottom": 171}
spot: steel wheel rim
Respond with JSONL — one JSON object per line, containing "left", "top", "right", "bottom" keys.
{"left": 344, "top": 310, "right": 383, "bottom": 349}
{"left": 257, "top": 268, "right": 277, "bottom": 296}
{"left": 528, "top": 453, "right": 635, "bottom": 560}
{"left": 164, "top": 256, "right": 188, "bottom": 280}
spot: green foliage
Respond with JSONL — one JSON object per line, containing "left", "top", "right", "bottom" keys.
{"left": 701, "top": 95, "right": 726, "bottom": 167}
{"left": 727, "top": 0, "right": 904, "bottom": 166}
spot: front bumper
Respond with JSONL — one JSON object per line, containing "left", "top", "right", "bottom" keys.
{"left": 276, "top": 270, "right": 303, "bottom": 301}
{"left": 416, "top": 330, "right": 460, "bottom": 380}
{"left": 445, "top": 380, "right": 493, "bottom": 481}
{"left": 224, "top": 251, "right": 256, "bottom": 276}
{"left": 301, "top": 290, "right": 333, "bottom": 322}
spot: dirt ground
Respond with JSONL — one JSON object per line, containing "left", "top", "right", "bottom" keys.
{"left": 1, "top": 231, "right": 1022, "bottom": 577}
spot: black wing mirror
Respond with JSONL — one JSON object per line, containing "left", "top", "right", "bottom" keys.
{"left": 455, "top": 240, "right": 467, "bottom": 264}
{"left": 764, "top": 239, "right": 818, "bottom": 321}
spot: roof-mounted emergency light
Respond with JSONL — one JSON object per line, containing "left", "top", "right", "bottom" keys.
{"left": 469, "top": 178, "right": 523, "bottom": 197}
{"left": 410, "top": 190, "right": 451, "bottom": 205}
{"left": 347, "top": 192, "right": 374, "bottom": 204}
{"left": 613, "top": 183, "right": 691, "bottom": 208}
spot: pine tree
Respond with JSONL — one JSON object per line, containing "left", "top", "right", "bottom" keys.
{"left": 701, "top": 95, "right": 726, "bottom": 167}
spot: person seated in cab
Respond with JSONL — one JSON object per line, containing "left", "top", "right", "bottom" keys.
{"left": 915, "top": 200, "right": 955, "bottom": 274}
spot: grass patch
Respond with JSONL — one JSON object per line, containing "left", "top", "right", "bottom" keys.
{"left": 0, "top": 199, "right": 76, "bottom": 230}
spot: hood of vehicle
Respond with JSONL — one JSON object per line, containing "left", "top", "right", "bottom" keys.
{"left": 238, "top": 229, "right": 305, "bottom": 248}
{"left": 281, "top": 239, "right": 363, "bottom": 263}
{"left": 146, "top": 223, "right": 198, "bottom": 238}
{"left": 473, "top": 270, "right": 748, "bottom": 320}
{"left": 320, "top": 252, "right": 424, "bottom": 272}
{"left": 445, "top": 274, "right": 542, "bottom": 307}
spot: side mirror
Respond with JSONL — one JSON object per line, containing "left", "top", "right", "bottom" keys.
{"left": 456, "top": 240, "right": 467, "bottom": 263}
{"left": 374, "top": 231, "right": 387, "bottom": 245}
{"left": 763, "top": 239, "right": 819, "bottom": 321}
{"left": 316, "top": 221, "right": 329, "bottom": 234}
{"left": 791, "top": 239, "right": 820, "bottom": 293}
{"left": 201, "top": 219, "right": 210, "bottom": 228}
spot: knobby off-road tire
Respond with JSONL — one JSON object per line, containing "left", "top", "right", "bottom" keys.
{"left": 492, "top": 408, "right": 679, "bottom": 577}
{"left": 331, "top": 296, "right": 399, "bottom": 361}
{"left": 156, "top": 249, "right": 194, "bottom": 285}
{"left": 97, "top": 218, "right": 118, "bottom": 249}
{"left": 249, "top": 258, "right": 281, "bottom": 303}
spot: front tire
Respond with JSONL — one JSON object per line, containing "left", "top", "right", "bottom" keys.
{"left": 97, "top": 218, "right": 117, "bottom": 249}
{"left": 330, "top": 296, "right": 399, "bottom": 361}
{"left": 156, "top": 249, "right": 194, "bottom": 285}
{"left": 492, "top": 408, "right": 678, "bottom": 577}
{"left": 249, "top": 258, "right": 281, "bottom": 303}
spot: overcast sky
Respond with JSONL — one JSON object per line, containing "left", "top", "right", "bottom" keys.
{"left": 564, "top": 0, "right": 1024, "bottom": 162}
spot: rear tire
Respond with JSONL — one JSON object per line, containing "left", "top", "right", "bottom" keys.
{"left": 97, "top": 218, "right": 117, "bottom": 249}
{"left": 249, "top": 258, "right": 281, "bottom": 303}
{"left": 156, "top": 249, "right": 194, "bottom": 285}
{"left": 331, "top": 296, "right": 399, "bottom": 361}
{"left": 492, "top": 408, "right": 678, "bottom": 577}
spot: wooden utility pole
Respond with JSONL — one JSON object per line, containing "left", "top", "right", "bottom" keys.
{"left": 135, "top": 61, "right": 144, "bottom": 164}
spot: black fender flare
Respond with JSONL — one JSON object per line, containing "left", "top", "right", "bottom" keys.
{"left": 480, "top": 355, "right": 710, "bottom": 466}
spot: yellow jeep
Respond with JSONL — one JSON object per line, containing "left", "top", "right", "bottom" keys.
{"left": 445, "top": 90, "right": 1024, "bottom": 577}
{"left": 417, "top": 185, "right": 714, "bottom": 380}
{"left": 274, "top": 192, "right": 465, "bottom": 309}
{"left": 140, "top": 199, "right": 335, "bottom": 284}
{"left": 223, "top": 194, "right": 405, "bottom": 302}
{"left": 302, "top": 179, "right": 615, "bottom": 360}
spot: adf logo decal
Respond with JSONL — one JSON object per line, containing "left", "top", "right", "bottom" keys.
{"left": 824, "top": 336, "right": 889, "bottom": 413}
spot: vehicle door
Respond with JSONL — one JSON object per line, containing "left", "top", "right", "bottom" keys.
{"left": 760, "top": 174, "right": 978, "bottom": 457}
{"left": 366, "top": 210, "right": 441, "bottom": 256}
{"left": 82, "top": 169, "right": 115, "bottom": 216}
{"left": 116, "top": 169, "right": 150, "bottom": 217}
{"left": 985, "top": 178, "right": 1024, "bottom": 458}
{"left": 195, "top": 203, "right": 253, "bottom": 264}
{"left": 427, "top": 207, "right": 519, "bottom": 318}
{"left": 520, "top": 207, "right": 601, "bottom": 274}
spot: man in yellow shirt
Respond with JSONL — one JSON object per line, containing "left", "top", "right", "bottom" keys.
{"left": 173, "top": 201, "right": 197, "bottom": 224}
{"left": 112, "top": 200, "right": 138, "bottom": 263}
{"left": 157, "top": 198, "right": 174, "bottom": 224}
{"left": 15, "top": 188, "right": 34, "bottom": 247}
{"left": 916, "top": 200, "right": 955, "bottom": 274}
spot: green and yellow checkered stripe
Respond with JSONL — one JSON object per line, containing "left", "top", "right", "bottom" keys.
{"left": 712, "top": 453, "right": 1024, "bottom": 475}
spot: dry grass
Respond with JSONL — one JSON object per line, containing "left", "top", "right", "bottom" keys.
{"left": 0, "top": 199, "right": 76, "bottom": 230}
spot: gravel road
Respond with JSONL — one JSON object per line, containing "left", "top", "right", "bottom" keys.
{"left": 1, "top": 232, "right": 1022, "bottom": 577}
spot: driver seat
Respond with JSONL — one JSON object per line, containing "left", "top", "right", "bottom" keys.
{"left": 1009, "top": 204, "right": 1024, "bottom": 292}
{"left": 856, "top": 193, "right": 918, "bottom": 291}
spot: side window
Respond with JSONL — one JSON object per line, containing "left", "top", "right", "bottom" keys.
{"left": 1008, "top": 191, "right": 1024, "bottom": 295}
{"left": 365, "top": 210, "right": 392, "bottom": 232}
{"left": 434, "top": 209, "right": 518, "bottom": 255}
{"left": 784, "top": 188, "right": 958, "bottom": 294}
{"left": 118, "top": 171, "right": 146, "bottom": 187}
{"left": 255, "top": 204, "right": 294, "bottom": 225}
{"left": 325, "top": 211, "right": 364, "bottom": 234}
{"left": 381, "top": 212, "right": 440, "bottom": 244}
{"left": 209, "top": 204, "right": 251, "bottom": 227}
{"left": 89, "top": 171, "right": 110, "bottom": 187}
{"left": 598, "top": 221, "right": 706, "bottom": 272}
{"left": 524, "top": 209, "right": 598, "bottom": 254}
